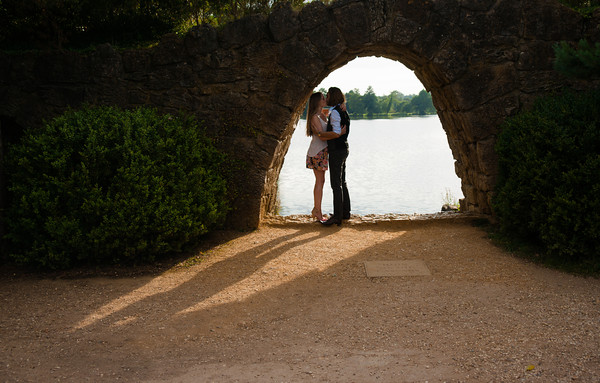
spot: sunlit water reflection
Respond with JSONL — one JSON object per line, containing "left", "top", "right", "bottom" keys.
{"left": 277, "top": 115, "right": 463, "bottom": 216}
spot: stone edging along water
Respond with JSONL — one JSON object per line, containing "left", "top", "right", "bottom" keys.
{"left": 262, "top": 211, "right": 486, "bottom": 225}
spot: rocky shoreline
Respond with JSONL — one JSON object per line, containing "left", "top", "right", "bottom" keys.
{"left": 262, "top": 210, "right": 480, "bottom": 225}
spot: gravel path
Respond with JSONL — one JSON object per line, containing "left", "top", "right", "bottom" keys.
{"left": 1, "top": 214, "right": 599, "bottom": 382}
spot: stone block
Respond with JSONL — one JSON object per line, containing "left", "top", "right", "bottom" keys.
{"left": 463, "top": 184, "right": 476, "bottom": 203}
{"left": 122, "top": 50, "right": 151, "bottom": 74}
{"left": 476, "top": 190, "right": 490, "bottom": 212}
{"left": 432, "top": 40, "right": 469, "bottom": 82}
{"left": 269, "top": 2, "right": 300, "bottom": 42}
{"left": 279, "top": 37, "right": 323, "bottom": 80}
{"left": 366, "top": 0, "right": 387, "bottom": 31}
{"left": 488, "top": 0, "right": 522, "bottom": 37}
{"left": 152, "top": 34, "right": 186, "bottom": 66}
{"left": 476, "top": 137, "right": 498, "bottom": 176}
{"left": 450, "top": 63, "right": 517, "bottom": 110}
{"left": 185, "top": 24, "right": 219, "bottom": 55}
{"left": 518, "top": 70, "right": 565, "bottom": 94}
{"left": 0, "top": 53, "right": 11, "bottom": 83}
{"left": 218, "top": 14, "right": 268, "bottom": 48}
{"left": 395, "top": 0, "right": 431, "bottom": 25}
{"left": 517, "top": 41, "right": 554, "bottom": 71}
{"left": 523, "top": 0, "right": 583, "bottom": 41}
{"left": 468, "top": 36, "right": 519, "bottom": 65}
{"left": 431, "top": 0, "right": 462, "bottom": 24}
{"left": 460, "top": 8, "right": 492, "bottom": 41}
{"left": 333, "top": 2, "right": 371, "bottom": 48}
{"left": 474, "top": 174, "right": 496, "bottom": 193}
{"left": 412, "top": 16, "right": 455, "bottom": 60}
{"left": 454, "top": 160, "right": 466, "bottom": 179}
{"left": 391, "top": 16, "right": 422, "bottom": 46}
{"left": 587, "top": 9, "right": 600, "bottom": 41}
{"left": 462, "top": 94, "right": 518, "bottom": 142}
{"left": 274, "top": 71, "right": 309, "bottom": 109}
{"left": 34, "top": 51, "right": 89, "bottom": 83}
{"left": 306, "top": 21, "right": 346, "bottom": 62}
{"left": 299, "top": 1, "right": 329, "bottom": 31}
{"left": 460, "top": 0, "right": 495, "bottom": 12}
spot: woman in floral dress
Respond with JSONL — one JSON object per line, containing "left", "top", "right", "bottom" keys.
{"left": 305, "top": 92, "right": 346, "bottom": 222}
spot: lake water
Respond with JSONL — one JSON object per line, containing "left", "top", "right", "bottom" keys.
{"left": 277, "top": 115, "right": 464, "bottom": 216}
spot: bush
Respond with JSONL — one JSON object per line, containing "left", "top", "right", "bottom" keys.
{"left": 3, "top": 106, "right": 231, "bottom": 269}
{"left": 493, "top": 89, "right": 600, "bottom": 270}
{"left": 554, "top": 40, "right": 600, "bottom": 79}
{"left": 558, "top": 0, "right": 600, "bottom": 15}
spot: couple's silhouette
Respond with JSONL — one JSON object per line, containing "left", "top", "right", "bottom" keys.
{"left": 305, "top": 87, "right": 350, "bottom": 226}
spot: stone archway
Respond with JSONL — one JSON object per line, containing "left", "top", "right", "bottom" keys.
{"left": 260, "top": 0, "right": 598, "bottom": 224}
{"left": 1, "top": 0, "right": 598, "bottom": 229}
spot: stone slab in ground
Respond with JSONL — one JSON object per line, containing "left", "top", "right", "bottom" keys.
{"left": 363, "top": 260, "right": 431, "bottom": 277}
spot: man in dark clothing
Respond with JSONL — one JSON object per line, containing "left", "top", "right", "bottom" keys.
{"left": 322, "top": 87, "right": 350, "bottom": 226}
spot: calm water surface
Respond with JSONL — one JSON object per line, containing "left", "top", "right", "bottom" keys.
{"left": 277, "top": 115, "right": 463, "bottom": 216}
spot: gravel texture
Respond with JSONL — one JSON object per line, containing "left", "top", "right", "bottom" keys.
{"left": 1, "top": 214, "right": 599, "bottom": 382}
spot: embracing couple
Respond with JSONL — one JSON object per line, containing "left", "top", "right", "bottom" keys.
{"left": 305, "top": 87, "right": 350, "bottom": 227}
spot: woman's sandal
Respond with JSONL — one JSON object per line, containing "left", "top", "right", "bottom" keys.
{"left": 311, "top": 208, "right": 324, "bottom": 222}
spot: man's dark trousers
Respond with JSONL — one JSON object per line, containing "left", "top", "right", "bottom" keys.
{"left": 329, "top": 148, "right": 350, "bottom": 220}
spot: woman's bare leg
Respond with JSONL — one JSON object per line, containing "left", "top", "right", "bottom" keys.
{"left": 312, "top": 169, "right": 326, "bottom": 220}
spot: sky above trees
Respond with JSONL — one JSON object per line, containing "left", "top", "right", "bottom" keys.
{"left": 317, "top": 57, "right": 425, "bottom": 97}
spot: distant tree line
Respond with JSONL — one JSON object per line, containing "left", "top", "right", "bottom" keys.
{"left": 304, "top": 87, "right": 436, "bottom": 119}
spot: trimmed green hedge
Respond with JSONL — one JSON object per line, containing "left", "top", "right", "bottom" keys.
{"left": 494, "top": 89, "right": 600, "bottom": 270}
{"left": 4, "top": 106, "right": 230, "bottom": 269}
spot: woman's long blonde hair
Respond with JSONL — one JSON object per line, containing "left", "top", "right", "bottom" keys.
{"left": 306, "top": 92, "right": 323, "bottom": 137}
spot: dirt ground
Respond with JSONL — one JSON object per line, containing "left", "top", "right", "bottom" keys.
{"left": 1, "top": 213, "right": 599, "bottom": 382}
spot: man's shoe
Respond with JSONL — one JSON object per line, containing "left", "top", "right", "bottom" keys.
{"left": 321, "top": 216, "right": 341, "bottom": 226}
{"left": 343, "top": 213, "right": 351, "bottom": 220}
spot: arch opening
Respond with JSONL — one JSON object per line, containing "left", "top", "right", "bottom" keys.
{"left": 270, "top": 56, "right": 464, "bottom": 218}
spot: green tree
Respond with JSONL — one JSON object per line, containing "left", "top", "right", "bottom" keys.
{"left": 409, "top": 90, "right": 435, "bottom": 115}
{"left": 558, "top": 0, "right": 600, "bottom": 14}
{"left": 345, "top": 88, "right": 365, "bottom": 116}
{"left": 362, "top": 86, "right": 381, "bottom": 116}
{"left": 384, "top": 91, "right": 409, "bottom": 114}
{"left": 0, "top": 0, "right": 83, "bottom": 49}
{"left": 0, "top": 0, "right": 190, "bottom": 49}
{"left": 554, "top": 39, "right": 600, "bottom": 79}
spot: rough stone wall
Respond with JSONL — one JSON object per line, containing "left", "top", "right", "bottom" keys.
{"left": 1, "top": 0, "right": 598, "bottom": 229}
